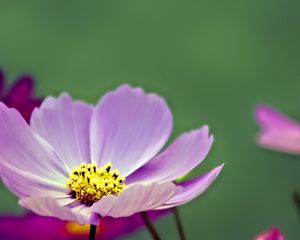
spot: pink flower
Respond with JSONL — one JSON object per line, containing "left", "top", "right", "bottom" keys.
{"left": 0, "top": 69, "right": 42, "bottom": 123}
{"left": 255, "top": 227, "right": 285, "bottom": 240}
{"left": 255, "top": 105, "right": 300, "bottom": 154}
{"left": 0, "top": 210, "right": 168, "bottom": 240}
{"left": 0, "top": 85, "right": 224, "bottom": 224}
{"left": 0, "top": 72, "right": 170, "bottom": 239}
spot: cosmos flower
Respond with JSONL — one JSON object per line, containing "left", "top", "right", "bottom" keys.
{"left": 0, "top": 76, "right": 168, "bottom": 239}
{"left": 0, "top": 85, "right": 223, "bottom": 225}
{"left": 0, "top": 69, "right": 42, "bottom": 122}
{"left": 255, "top": 227, "right": 285, "bottom": 240}
{"left": 255, "top": 105, "right": 300, "bottom": 154}
{"left": 0, "top": 210, "right": 168, "bottom": 240}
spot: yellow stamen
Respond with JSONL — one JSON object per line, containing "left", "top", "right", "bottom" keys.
{"left": 66, "top": 162, "right": 125, "bottom": 205}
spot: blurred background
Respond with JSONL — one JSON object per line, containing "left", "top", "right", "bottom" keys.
{"left": 0, "top": 0, "right": 300, "bottom": 239}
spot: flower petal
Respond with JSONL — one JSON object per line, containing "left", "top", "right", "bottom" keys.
{"left": 1, "top": 162, "right": 67, "bottom": 198}
{"left": 5, "top": 75, "right": 34, "bottom": 104}
{"left": 155, "top": 164, "right": 223, "bottom": 209}
{"left": 127, "top": 126, "right": 213, "bottom": 184}
{"left": 0, "top": 210, "right": 170, "bottom": 240}
{"left": 0, "top": 103, "right": 68, "bottom": 197}
{"left": 19, "top": 197, "right": 99, "bottom": 225}
{"left": 255, "top": 227, "right": 285, "bottom": 240}
{"left": 0, "top": 213, "right": 66, "bottom": 240}
{"left": 31, "top": 93, "right": 93, "bottom": 170}
{"left": 90, "top": 85, "right": 173, "bottom": 176}
{"left": 91, "top": 182, "right": 178, "bottom": 217}
{"left": 255, "top": 105, "right": 300, "bottom": 154}
{"left": 3, "top": 73, "right": 42, "bottom": 123}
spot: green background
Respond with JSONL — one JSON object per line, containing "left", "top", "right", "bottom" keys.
{"left": 0, "top": 1, "right": 300, "bottom": 239}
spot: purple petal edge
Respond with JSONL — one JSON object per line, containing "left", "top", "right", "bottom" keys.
{"left": 155, "top": 164, "right": 224, "bottom": 209}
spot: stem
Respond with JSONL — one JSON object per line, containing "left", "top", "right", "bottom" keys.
{"left": 140, "top": 212, "right": 161, "bottom": 240}
{"left": 172, "top": 208, "right": 186, "bottom": 240}
{"left": 293, "top": 191, "right": 300, "bottom": 217}
{"left": 89, "top": 224, "right": 97, "bottom": 240}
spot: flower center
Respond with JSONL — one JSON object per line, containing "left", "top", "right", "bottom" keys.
{"left": 66, "top": 162, "right": 125, "bottom": 205}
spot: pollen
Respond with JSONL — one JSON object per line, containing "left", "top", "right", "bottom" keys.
{"left": 66, "top": 162, "right": 125, "bottom": 205}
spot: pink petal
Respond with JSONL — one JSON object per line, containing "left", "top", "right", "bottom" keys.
{"left": 0, "top": 213, "right": 69, "bottom": 240}
{"left": 19, "top": 197, "right": 99, "bottom": 225}
{"left": 31, "top": 93, "right": 93, "bottom": 170}
{"left": 155, "top": 164, "right": 223, "bottom": 209}
{"left": 14, "top": 98, "right": 42, "bottom": 123}
{"left": 0, "top": 103, "right": 68, "bottom": 197}
{"left": 2, "top": 72, "right": 42, "bottom": 123}
{"left": 90, "top": 85, "right": 173, "bottom": 176}
{"left": 91, "top": 182, "right": 178, "bottom": 217}
{"left": 127, "top": 126, "right": 213, "bottom": 184}
{"left": 0, "top": 210, "right": 169, "bottom": 240}
{"left": 1, "top": 162, "right": 67, "bottom": 198}
{"left": 255, "top": 105, "right": 300, "bottom": 154}
{"left": 5, "top": 75, "right": 34, "bottom": 105}
{"left": 255, "top": 227, "right": 285, "bottom": 240}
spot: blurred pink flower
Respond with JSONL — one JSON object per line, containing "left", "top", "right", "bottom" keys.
{"left": 255, "top": 105, "right": 300, "bottom": 154}
{"left": 0, "top": 210, "right": 168, "bottom": 240}
{"left": 0, "top": 69, "right": 42, "bottom": 123}
{"left": 255, "top": 227, "right": 285, "bottom": 240}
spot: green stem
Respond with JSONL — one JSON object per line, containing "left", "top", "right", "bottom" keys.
{"left": 89, "top": 224, "right": 97, "bottom": 240}
{"left": 172, "top": 208, "right": 186, "bottom": 240}
{"left": 293, "top": 191, "right": 300, "bottom": 217}
{"left": 140, "top": 212, "right": 161, "bottom": 240}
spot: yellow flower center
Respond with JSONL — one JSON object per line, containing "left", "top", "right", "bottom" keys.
{"left": 66, "top": 162, "right": 125, "bottom": 205}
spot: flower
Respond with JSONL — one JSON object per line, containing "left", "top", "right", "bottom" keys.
{"left": 0, "top": 78, "right": 169, "bottom": 239}
{"left": 255, "top": 105, "right": 300, "bottom": 154}
{"left": 0, "top": 69, "right": 42, "bottom": 123}
{"left": 0, "top": 210, "right": 168, "bottom": 240}
{"left": 255, "top": 227, "right": 285, "bottom": 240}
{"left": 0, "top": 85, "right": 223, "bottom": 225}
